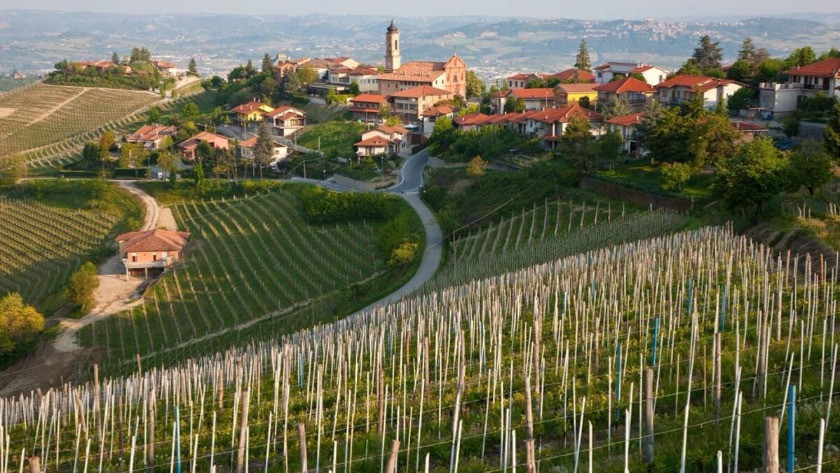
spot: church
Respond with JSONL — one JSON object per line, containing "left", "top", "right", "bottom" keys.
{"left": 376, "top": 20, "right": 467, "bottom": 98}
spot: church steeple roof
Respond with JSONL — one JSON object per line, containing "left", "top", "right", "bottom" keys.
{"left": 387, "top": 19, "right": 398, "bottom": 32}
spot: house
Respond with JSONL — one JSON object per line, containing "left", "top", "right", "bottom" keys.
{"left": 759, "top": 58, "right": 840, "bottom": 114}
{"left": 606, "top": 113, "right": 644, "bottom": 154}
{"left": 355, "top": 125, "right": 409, "bottom": 157}
{"left": 506, "top": 73, "right": 545, "bottom": 89}
{"left": 237, "top": 136, "right": 289, "bottom": 165}
{"left": 349, "top": 93, "right": 388, "bottom": 122}
{"left": 730, "top": 121, "right": 768, "bottom": 142}
{"left": 594, "top": 62, "right": 642, "bottom": 84}
{"left": 421, "top": 105, "right": 454, "bottom": 135}
{"left": 347, "top": 67, "right": 380, "bottom": 93}
{"left": 594, "top": 77, "right": 656, "bottom": 109}
{"left": 263, "top": 106, "right": 306, "bottom": 137}
{"left": 354, "top": 136, "right": 391, "bottom": 157}
{"left": 631, "top": 65, "right": 669, "bottom": 86}
{"left": 275, "top": 57, "right": 311, "bottom": 79}
{"left": 116, "top": 229, "right": 190, "bottom": 278}
{"left": 551, "top": 68, "right": 596, "bottom": 83}
{"left": 177, "top": 131, "right": 230, "bottom": 160}
{"left": 152, "top": 60, "right": 179, "bottom": 76}
{"left": 390, "top": 85, "right": 454, "bottom": 123}
{"left": 656, "top": 75, "right": 743, "bottom": 109}
{"left": 231, "top": 100, "right": 274, "bottom": 125}
{"left": 554, "top": 83, "right": 599, "bottom": 106}
{"left": 127, "top": 124, "right": 177, "bottom": 150}
{"left": 509, "top": 88, "right": 557, "bottom": 110}
{"left": 523, "top": 104, "right": 604, "bottom": 148}
{"left": 454, "top": 113, "right": 492, "bottom": 132}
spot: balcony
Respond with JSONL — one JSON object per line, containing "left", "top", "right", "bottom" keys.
{"left": 124, "top": 260, "right": 167, "bottom": 270}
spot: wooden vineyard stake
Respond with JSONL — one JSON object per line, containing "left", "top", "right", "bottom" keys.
{"left": 237, "top": 389, "right": 250, "bottom": 473}
{"left": 385, "top": 440, "right": 400, "bottom": 473}
{"left": 816, "top": 418, "right": 825, "bottom": 473}
{"left": 298, "top": 423, "right": 307, "bottom": 473}
{"left": 763, "top": 416, "right": 779, "bottom": 473}
{"left": 644, "top": 367, "right": 654, "bottom": 465}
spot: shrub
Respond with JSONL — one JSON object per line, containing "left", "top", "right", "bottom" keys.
{"left": 388, "top": 242, "right": 419, "bottom": 267}
{"left": 660, "top": 162, "right": 694, "bottom": 191}
{"left": 0, "top": 293, "right": 44, "bottom": 360}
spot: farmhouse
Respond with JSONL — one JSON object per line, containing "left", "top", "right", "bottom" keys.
{"left": 117, "top": 229, "right": 190, "bottom": 277}
{"left": 656, "top": 75, "right": 743, "bottom": 109}
{"left": 127, "top": 124, "right": 177, "bottom": 149}
{"left": 263, "top": 106, "right": 306, "bottom": 137}
{"left": 177, "top": 131, "right": 230, "bottom": 160}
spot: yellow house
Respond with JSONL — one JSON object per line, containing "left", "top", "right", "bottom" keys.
{"left": 555, "top": 83, "right": 599, "bottom": 106}
{"left": 230, "top": 99, "right": 274, "bottom": 124}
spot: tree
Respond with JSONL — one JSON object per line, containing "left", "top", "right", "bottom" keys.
{"left": 261, "top": 53, "right": 274, "bottom": 75}
{"left": 378, "top": 103, "right": 395, "bottom": 121}
{"left": 689, "top": 114, "right": 740, "bottom": 166}
{"left": 65, "top": 261, "right": 99, "bottom": 313}
{"left": 597, "top": 130, "right": 624, "bottom": 168}
{"left": 119, "top": 142, "right": 146, "bottom": 168}
{"left": 783, "top": 116, "right": 801, "bottom": 138}
{"left": 112, "top": 52, "right": 120, "bottom": 65}
{"left": 824, "top": 101, "right": 840, "bottom": 163}
{"left": 467, "top": 155, "right": 488, "bottom": 178}
{"left": 504, "top": 97, "right": 525, "bottom": 113}
{"left": 385, "top": 115, "right": 403, "bottom": 126}
{"left": 574, "top": 38, "right": 592, "bottom": 71}
{"left": 600, "top": 96, "right": 631, "bottom": 119}
{"left": 349, "top": 81, "right": 360, "bottom": 96}
{"left": 0, "top": 293, "right": 44, "bottom": 359}
{"left": 690, "top": 35, "right": 723, "bottom": 72}
{"left": 661, "top": 162, "right": 694, "bottom": 192}
{"left": 157, "top": 150, "right": 180, "bottom": 183}
{"left": 253, "top": 122, "right": 274, "bottom": 180}
{"left": 147, "top": 106, "right": 161, "bottom": 124}
{"left": 561, "top": 116, "right": 597, "bottom": 172}
{"left": 643, "top": 107, "right": 693, "bottom": 163}
{"left": 181, "top": 102, "right": 200, "bottom": 120}
{"left": 727, "top": 87, "right": 755, "bottom": 112}
{"left": 714, "top": 136, "right": 790, "bottom": 221}
{"left": 738, "top": 37, "right": 758, "bottom": 63}
{"left": 578, "top": 96, "right": 591, "bottom": 110}
{"left": 244, "top": 59, "right": 256, "bottom": 77}
{"left": 282, "top": 70, "right": 303, "bottom": 96}
{"left": 726, "top": 59, "right": 752, "bottom": 82}
{"left": 297, "top": 64, "right": 318, "bottom": 87}
{"left": 789, "top": 140, "right": 832, "bottom": 195}
{"left": 465, "top": 70, "right": 485, "bottom": 99}
{"left": 188, "top": 58, "right": 198, "bottom": 76}
{"left": 99, "top": 131, "right": 116, "bottom": 163}
{"left": 787, "top": 47, "right": 816, "bottom": 68}
{"left": 0, "top": 155, "right": 27, "bottom": 183}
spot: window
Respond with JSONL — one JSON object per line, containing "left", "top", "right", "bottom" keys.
{"left": 131, "top": 253, "right": 137, "bottom": 263}
{"left": 153, "top": 254, "right": 157, "bottom": 262}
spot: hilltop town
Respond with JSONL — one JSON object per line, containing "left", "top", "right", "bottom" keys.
{"left": 0, "top": 13, "right": 840, "bottom": 473}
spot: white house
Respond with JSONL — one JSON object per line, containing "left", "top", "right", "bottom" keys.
{"left": 594, "top": 62, "right": 668, "bottom": 85}
{"left": 656, "top": 75, "right": 743, "bottom": 109}
{"left": 630, "top": 65, "right": 669, "bottom": 86}
{"left": 759, "top": 58, "right": 840, "bottom": 114}
{"left": 421, "top": 104, "right": 454, "bottom": 135}
{"left": 355, "top": 125, "right": 408, "bottom": 156}
{"left": 237, "top": 136, "right": 289, "bottom": 167}
{"left": 263, "top": 106, "right": 306, "bottom": 137}
{"left": 605, "top": 112, "right": 644, "bottom": 154}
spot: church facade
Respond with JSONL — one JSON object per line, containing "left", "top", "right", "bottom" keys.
{"left": 377, "top": 21, "right": 468, "bottom": 99}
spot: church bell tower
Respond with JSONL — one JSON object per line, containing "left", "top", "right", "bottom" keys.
{"left": 385, "top": 20, "right": 401, "bottom": 73}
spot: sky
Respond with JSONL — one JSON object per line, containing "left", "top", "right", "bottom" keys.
{"left": 0, "top": 0, "right": 835, "bottom": 19}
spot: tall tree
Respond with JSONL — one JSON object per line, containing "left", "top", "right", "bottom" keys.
{"left": 261, "top": 53, "right": 274, "bottom": 75}
{"left": 244, "top": 59, "right": 256, "bottom": 77}
{"left": 111, "top": 52, "right": 120, "bottom": 64}
{"left": 99, "top": 131, "right": 116, "bottom": 163}
{"left": 282, "top": 70, "right": 302, "bottom": 96}
{"left": 297, "top": 64, "right": 318, "bottom": 87}
{"left": 787, "top": 47, "right": 816, "bottom": 68}
{"left": 188, "top": 58, "right": 198, "bottom": 76}
{"left": 600, "top": 96, "right": 631, "bottom": 119}
{"left": 788, "top": 140, "right": 832, "bottom": 195}
{"left": 575, "top": 39, "right": 592, "bottom": 71}
{"left": 253, "top": 122, "right": 275, "bottom": 181}
{"left": 738, "top": 37, "right": 757, "bottom": 63}
{"left": 690, "top": 35, "right": 723, "bottom": 71}
{"left": 465, "top": 70, "right": 485, "bottom": 99}
{"left": 65, "top": 262, "right": 99, "bottom": 313}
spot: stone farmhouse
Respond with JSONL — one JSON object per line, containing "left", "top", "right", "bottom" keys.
{"left": 117, "top": 229, "right": 190, "bottom": 278}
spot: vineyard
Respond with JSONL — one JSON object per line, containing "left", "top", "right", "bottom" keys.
{"left": 0, "top": 196, "right": 119, "bottom": 311}
{"left": 1, "top": 223, "right": 838, "bottom": 472}
{"left": 77, "top": 190, "right": 387, "bottom": 369}
{"left": 0, "top": 84, "right": 160, "bottom": 167}
{"left": 427, "top": 199, "right": 689, "bottom": 291}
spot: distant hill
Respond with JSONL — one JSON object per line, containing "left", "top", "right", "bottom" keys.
{"left": 1, "top": 10, "right": 838, "bottom": 80}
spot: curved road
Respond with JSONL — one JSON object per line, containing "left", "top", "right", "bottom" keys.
{"left": 296, "top": 148, "right": 442, "bottom": 314}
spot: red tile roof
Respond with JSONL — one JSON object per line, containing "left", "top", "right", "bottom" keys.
{"left": 421, "top": 105, "right": 454, "bottom": 117}
{"left": 128, "top": 124, "right": 177, "bottom": 142}
{"left": 455, "top": 113, "right": 491, "bottom": 126}
{"left": 117, "top": 229, "right": 190, "bottom": 253}
{"left": 231, "top": 100, "right": 268, "bottom": 115}
{"left": 264, "top": 105, "right": 304, "bottom": 118}
{"left": 783, "top": 58, "right": 840, "bottom": 78}
{"left": 555, "top": 83, "right": 599, "bottom": 94}
{"left": 594, "top": 62, "right": 638, "bottom": 71}
{"left": 657, "top": 75, "right": 742, "bottom": 93}
{"left": 376, "top": 125, "right": 408, "bottom": 135}
{"left": 551, "top": 68, "right": 596, "bottom": 83}
{"left": 606, "top": 113, "right": 644, "bottom": 127}
{"left": 350, "top": 93, "right": 387, "bottom": 104}
{"left": 594, "top": 77, "right": 655, "bottom": 94}
{"left": 526, "top": 104, "right": 603, "bottom": 124}
{"left": 509, "top": 88, "right": 555, "bottom": 100}
{"left": 355, "top": 136, "right": 392, "bottom": 147}
{"left": 391, "top": 85, "right": 453, "bottom": 99}
{"left": 177, "top": 131, "right": 230, "bottom": 153}
{"left": 378, "top": 61, "right": 447, "bottom": 82}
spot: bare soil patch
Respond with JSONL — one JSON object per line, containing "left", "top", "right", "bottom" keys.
{"left": 0, "top": 107, "right": 14, "bottom": 119}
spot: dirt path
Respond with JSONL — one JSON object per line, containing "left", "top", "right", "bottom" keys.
{"left": 0, "top": 180, "right": 160, "bottom": 396}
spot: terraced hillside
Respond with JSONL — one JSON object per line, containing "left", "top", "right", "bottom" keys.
{"left": 2, "top": 225, "right": 838, "bottom": 472}
{"left": 0, "top": 197, "right": 119, "bottom": 311}
{"left": 0, "top": 83, "right": 160, "bottom": 166}
{"left": 78, "top": 190, "right": 387, "bottom": 366}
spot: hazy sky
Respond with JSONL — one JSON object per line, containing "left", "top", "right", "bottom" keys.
{"left": 0, "top": 0, "right": 835, "bottom": 19}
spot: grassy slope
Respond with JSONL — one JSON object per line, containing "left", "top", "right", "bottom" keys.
{"left": 593, "top": 161, "right": 715, "bottom": 201}
{"left": 297, "top": 120, "right": 366, "bottom": 158}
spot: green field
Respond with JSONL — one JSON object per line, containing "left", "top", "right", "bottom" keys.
{"left": 0, "top": 83, "right": 161, "bottom": 166}
{"left": 594, "top": 162, "right": 715, "bottom": 201}
{"left": 297, "top": 120, "right": 366, "bottom": 158}
{"left": 0, "top": 179, "right": 142, "bottom": 312}
{"left": 77, "top": 189, "right": 390, "bottom": 366}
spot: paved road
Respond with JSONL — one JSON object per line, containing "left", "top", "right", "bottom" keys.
{"left": 389, "top": 148, "right": 429, "bottom": 193}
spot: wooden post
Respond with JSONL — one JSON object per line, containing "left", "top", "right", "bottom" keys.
{"left": 524, "top": 439, "right": 536, "bottom": 473}
{"left": 385, "top": 440, "right": 400, "bottom": 473}
{"left": 298, "top": 423, "right": 307, "bottom": 473}
{"left": 377, "top": 370, "right": 385, "bottom": 435}
{"left": 714, "top": 332, "right": 722, "bottom": 423}
{"left": 27, "top": 456, "right": 40, "bottom": 473}
{"left": 236, "top": 389, "right": 250, "bottom": 473}
{"left": 148, "top": 394, "right": 156, "bottom": 468}
{"left": 763, "top": 416, "right": 779, "bottom": 473}
{"left": 644, "top": 367, "right": 654, "bottom": 465}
